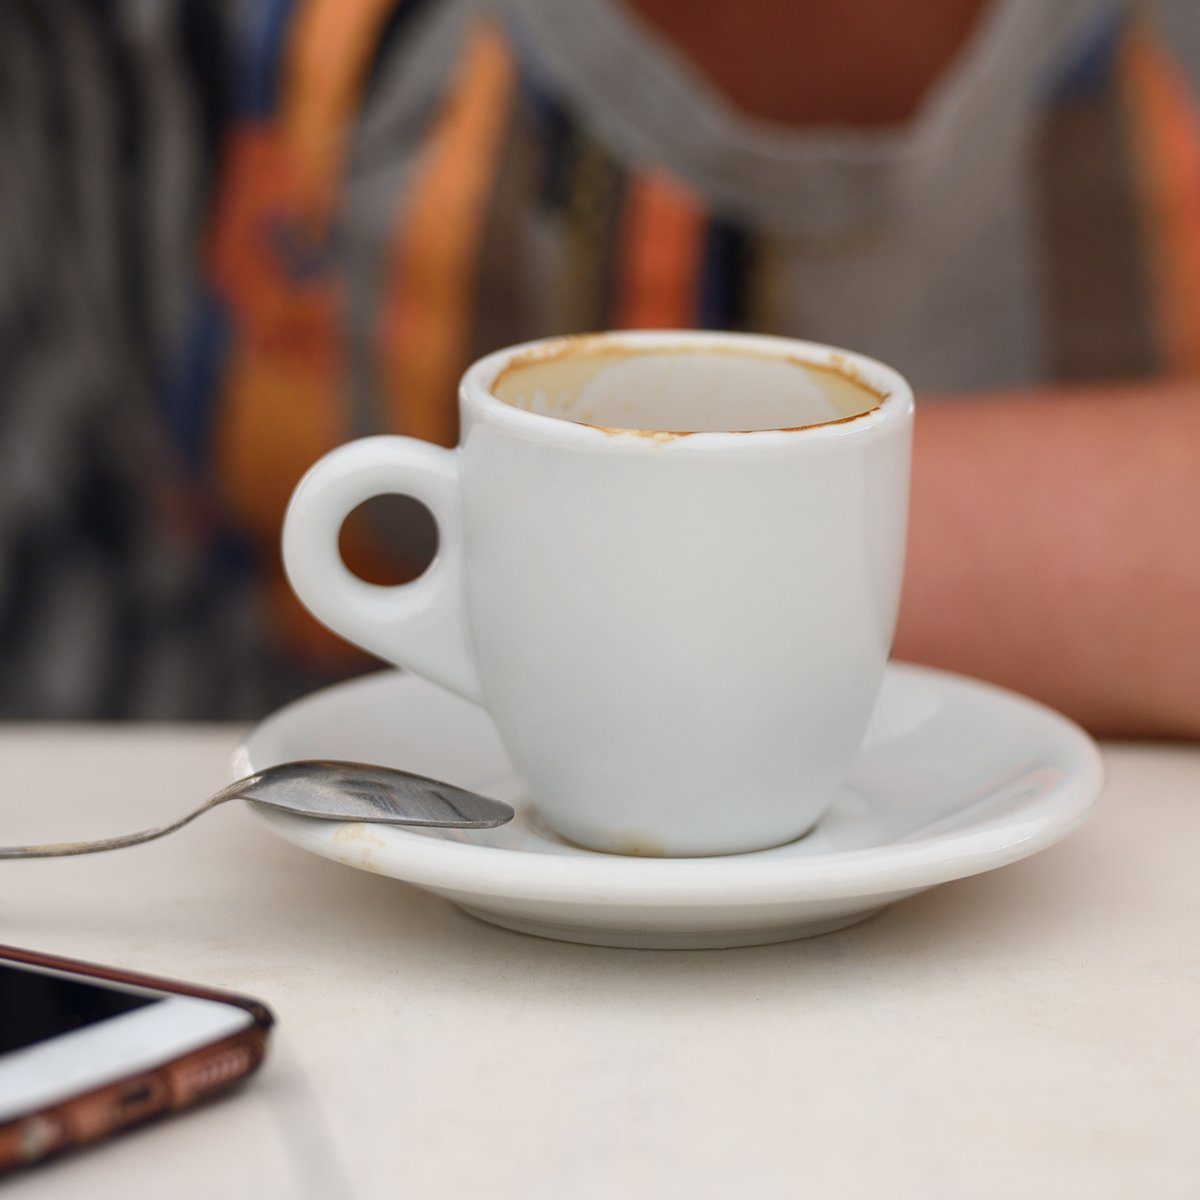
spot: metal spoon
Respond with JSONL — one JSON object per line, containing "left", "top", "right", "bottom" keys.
{"left": 0, "top": 760, "right": 515, "bottom": 860}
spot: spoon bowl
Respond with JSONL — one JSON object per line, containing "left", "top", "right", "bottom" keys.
{"left": 233, "top": 761, "right": 514, "bottom": 829}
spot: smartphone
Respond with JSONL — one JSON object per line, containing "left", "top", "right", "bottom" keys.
{"left": 0, "top": 943, "right": 273, "bottom": 1173}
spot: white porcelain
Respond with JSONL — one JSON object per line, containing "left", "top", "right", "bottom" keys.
{"left": 237, "top": 664, "right": 1104, "bottom": 950}
{"left": 282, "top": 332, "right": 914, "bottom": 856}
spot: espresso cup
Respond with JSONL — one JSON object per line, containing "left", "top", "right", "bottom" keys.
{"left": 283, "top": 331, "right": 913, "bottom": 856}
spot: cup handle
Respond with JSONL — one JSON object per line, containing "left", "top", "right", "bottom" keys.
{"left": 281, "top": 436, "right": 483, "bottom": 704}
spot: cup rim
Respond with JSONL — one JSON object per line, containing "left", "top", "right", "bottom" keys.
{"left": 460, "top": 330, "right": 914, "bottom": 449}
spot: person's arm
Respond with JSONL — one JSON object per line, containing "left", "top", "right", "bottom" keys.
{"left": 894, "top": 380, "right": 1200, "bottom": 737}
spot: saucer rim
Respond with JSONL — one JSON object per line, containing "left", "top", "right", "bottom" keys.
{"left": 239, "top": 664, "right": 1104, "bottom": 906}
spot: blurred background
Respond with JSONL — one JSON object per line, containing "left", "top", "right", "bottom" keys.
{"left": 1, "top": 0, "right": 1198, "bottom": 720}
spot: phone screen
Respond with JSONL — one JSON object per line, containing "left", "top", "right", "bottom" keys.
{"left": 0, "top": 963, "right": 160, "bottom": 1055}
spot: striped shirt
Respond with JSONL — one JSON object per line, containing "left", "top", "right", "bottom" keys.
{"left": 1, "top": 0, "right": 1198, "bottom": 716}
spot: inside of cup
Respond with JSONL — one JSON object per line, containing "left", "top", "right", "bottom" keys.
{"left": 490, "top": 344, "right": 884, "bottom": 433}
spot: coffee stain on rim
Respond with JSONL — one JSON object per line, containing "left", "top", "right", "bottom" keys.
{"left": 489, "top": 336, "right": 889, "bottom": 439}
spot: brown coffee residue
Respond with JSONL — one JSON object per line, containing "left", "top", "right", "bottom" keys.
{"left": 800, "top": 351, "right": 888, "bottom": 402}
{"left": 608, "top": 835, "right": 668, "bottom": 858}
{"left": 587, "top": 426, "right": 689, "bottom": 443}
{"left": 490, "top": 334, "right": 888, "bottom": 438}
{"left": 584, "top": 405, "right": 876, "bottom": 441}
{"left": 490, "top": 333, "right": 641, "bottom": 394}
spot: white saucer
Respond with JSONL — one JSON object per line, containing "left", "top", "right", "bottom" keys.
{"left": 236, "top": 665, "right": 1103, "bottom": 950}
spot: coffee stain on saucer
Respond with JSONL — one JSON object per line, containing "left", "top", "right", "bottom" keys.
{"left": 330, "top": 824, "right": 393, "bottom": 874}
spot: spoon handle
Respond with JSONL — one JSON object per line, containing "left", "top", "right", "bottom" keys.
{"left": 0, "top": 794, "right": 232, "bottom": 860}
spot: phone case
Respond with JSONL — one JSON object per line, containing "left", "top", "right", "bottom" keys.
{"left": 0, "top": 943, "right": 275, "bottom": 1173}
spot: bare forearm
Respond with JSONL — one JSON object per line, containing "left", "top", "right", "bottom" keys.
{"left": 894, "top": 381, "right": 1200, "bottom": 736}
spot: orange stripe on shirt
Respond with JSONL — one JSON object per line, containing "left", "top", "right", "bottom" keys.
{"left": 210, "top": 0, "right": 402, "bottom": 541}
{"left": 280, "top": 0, "right": 400, "bottom": 226}
{"left": 377, "top": 21, "right": 517, "bottom": 447}
{"left": 612, "top": 171, "right": 705, "bottom": 329}
{"left": 1120, "top": 28, "right": 1200, "bottom": 377}
{"left": 208, "top": 0, "right": 404, "bottom": 666}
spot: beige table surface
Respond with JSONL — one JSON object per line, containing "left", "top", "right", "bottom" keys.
{"left": 0, "top": 725, "right": 1196, "bottom": 1199}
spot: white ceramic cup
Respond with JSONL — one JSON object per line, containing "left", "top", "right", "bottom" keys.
{"left": 283, "top": 331, "right": 914, "bottom": 856}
